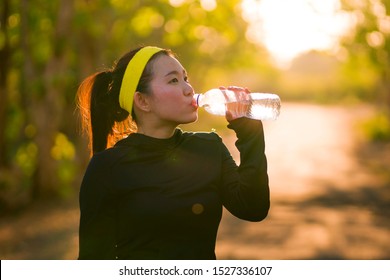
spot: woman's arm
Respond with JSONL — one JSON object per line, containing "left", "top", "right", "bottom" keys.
{"left": 219, "top": 117, "right": 270, "bottom": 221}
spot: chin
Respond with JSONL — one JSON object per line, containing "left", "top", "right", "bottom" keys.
{"left": 181, "top": 113, "right": 198, "bottom": 124}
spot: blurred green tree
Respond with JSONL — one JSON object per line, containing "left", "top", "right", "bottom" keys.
{"left": 340, "top": 0, "right": 390, "bottom": 109}
{"left": 0, "top": 0, "right": 10, "bottom": 168}
{"left": 0, "top": 0, "right": 275, "bottom": 208}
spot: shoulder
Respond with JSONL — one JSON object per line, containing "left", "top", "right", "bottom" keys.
{"left": 80, "top": 147, "right": 128, "bottom": 195}
{"left": 182, "top": 131, "right": 222, "bottom": 142}
{"left": 85, "top": 146, "right": 127, "bottom": 173}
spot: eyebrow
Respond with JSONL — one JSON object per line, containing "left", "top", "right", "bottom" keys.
{"left": 165, "top": 69, "right": 187, "bottom": 77}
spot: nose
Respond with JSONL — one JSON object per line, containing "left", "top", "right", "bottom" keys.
{"left": 184, "top": 82, "right": 194, "bottom": 97}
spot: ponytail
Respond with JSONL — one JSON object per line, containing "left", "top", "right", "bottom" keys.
{"left": 76, "top": 71, "right": 132, "bottom": 156}
{"left": 90, "top": 71, "right": 116, "bottom": 154}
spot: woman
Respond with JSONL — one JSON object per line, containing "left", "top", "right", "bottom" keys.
{"left": 76, "top": 46, "right": 270, "bottom": 260}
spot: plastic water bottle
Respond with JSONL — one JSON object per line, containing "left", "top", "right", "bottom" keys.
{"left": 194, "top": 88, "right": 281, "bottom": 121}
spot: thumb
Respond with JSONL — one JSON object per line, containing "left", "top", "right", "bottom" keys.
{"left": 225, "top": 111, "right": 234, "bottom": 122}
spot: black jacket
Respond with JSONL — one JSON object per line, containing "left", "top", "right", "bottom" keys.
{"left": 78, "top": 118, "right": 269, "bottom": 259}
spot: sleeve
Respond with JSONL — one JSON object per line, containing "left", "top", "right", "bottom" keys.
{"left": 78, "top": 155, "right": 116, "bottom": 259}
{"left": 219, "top": 117, "right": 270, "bottom": 222}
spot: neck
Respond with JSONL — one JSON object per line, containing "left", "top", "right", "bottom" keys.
{"left": 137, "top": 123, "right": 177, "bottom": 139}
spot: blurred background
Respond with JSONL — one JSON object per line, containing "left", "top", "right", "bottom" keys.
{"left": 0, "top": 0, "right": 389, "bottom": 259}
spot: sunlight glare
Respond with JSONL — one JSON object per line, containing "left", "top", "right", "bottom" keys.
{"left": 169, "top": 0, "right": 187, "bottom": 7}
{"left": 241, "top": 0, "right": 353, "bottom": 67}
{"left": 201, "top": 0, "right": 217, "bottom": 11}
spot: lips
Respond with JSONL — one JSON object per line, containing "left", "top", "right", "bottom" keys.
{"left": 191, "top": 98, "right": 198, "bottom": 108}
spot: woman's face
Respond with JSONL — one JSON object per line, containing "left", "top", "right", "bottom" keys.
{"left": 147, "top": 54, "right": 198, "bottom": 126}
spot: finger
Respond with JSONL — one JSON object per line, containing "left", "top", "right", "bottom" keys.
{"left": 227, "top": 86, "right": 242, "bottom": 91}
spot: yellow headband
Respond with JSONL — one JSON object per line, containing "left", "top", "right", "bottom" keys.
{"left": 119, "top": 46, "right": 163, "bottom": 113}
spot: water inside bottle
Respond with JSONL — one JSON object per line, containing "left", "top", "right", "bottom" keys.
{"left": 248, "top": 94, "right": 281, "bottom": 120}
{"left": 249, "top": 102, "right": 280, "bottom": 120}
{"left": 225, "top": 93, "right": 280, "bottom": 120}
{"left": 203, "top": 103, "right": 226, "bottom": 116}
{"left": 223, "top": 100, "right": 278, "bottom": 120}
{"left": 198, "top": 91, "right": 281, "bottom": 120}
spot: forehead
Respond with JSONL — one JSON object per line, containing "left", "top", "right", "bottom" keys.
{"left": 151, "top": 54, "right": 185, "bottom": 76}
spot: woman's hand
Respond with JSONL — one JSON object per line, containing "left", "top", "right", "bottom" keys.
{"left": 219, "top": 86, "right": 251, "bottom": 121}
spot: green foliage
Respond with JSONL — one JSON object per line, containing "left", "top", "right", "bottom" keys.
{"left": 360, "top": 111, "right": 390, "bottom": 142}
{"left": 15, "top": 141, "right": 38, "bottom": 177}
{"left": 51, "top": 133, "right": 76, "bottom": 161}
{"left": 339, "top": 0, "right": 390, "bottom": 105}
{"left": 1, "top": 0, "right": 276, "bottom": 203}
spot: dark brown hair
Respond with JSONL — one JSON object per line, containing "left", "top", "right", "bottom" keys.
{"left": 76, "top": 47, "right": 173, "bottom": 156}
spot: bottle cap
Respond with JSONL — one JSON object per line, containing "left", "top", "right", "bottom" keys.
{"left": 193, "top": 94, "right": 201, "bottom": 107}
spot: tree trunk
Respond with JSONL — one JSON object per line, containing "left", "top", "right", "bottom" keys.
{"left": 20, "top": 0, "right": 74, "bottom": 198}
{"left": 0, "top": 0, "right": 10, "bottom": 168}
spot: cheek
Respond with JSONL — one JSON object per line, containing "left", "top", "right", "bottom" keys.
{"left": 149, "top": 91, "right": 178, "bottom": 115}
{"left": 151, "top": 86, "right": 177, "bottom": 106}
{"left": 152, "top": 93, "right": 176, "bottom": 108}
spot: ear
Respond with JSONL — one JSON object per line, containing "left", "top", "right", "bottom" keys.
{"left": 133, "top": 92, "right": 151, "bottom": 112}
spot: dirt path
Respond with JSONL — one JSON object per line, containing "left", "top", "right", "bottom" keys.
{"left": 0, "top": 102, "right": 389, "bottom": 260}
{"left": 217, "top": 103, "right": 390, "bottom": 259}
